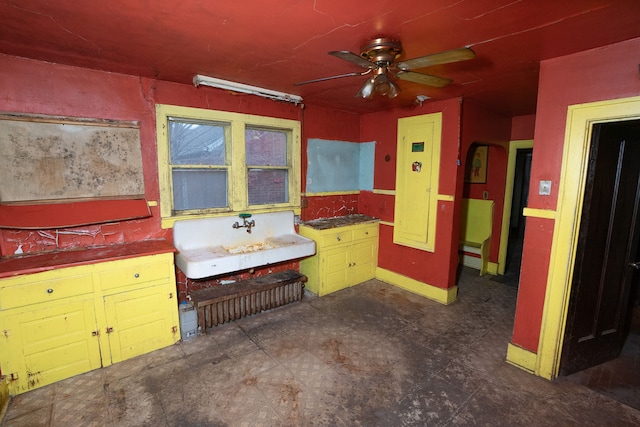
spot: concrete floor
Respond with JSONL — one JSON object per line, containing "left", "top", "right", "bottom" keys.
{"left": 2, "top": 268, "right": 640, "bottom": 426}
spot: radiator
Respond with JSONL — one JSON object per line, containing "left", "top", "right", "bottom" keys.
{"left": 190, "top": 270, "right": 306, "bottom": 332}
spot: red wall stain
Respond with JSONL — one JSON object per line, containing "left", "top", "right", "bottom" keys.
{"left": 301, "top": 194, "right": 358, "bottom": 221}
{"left": 175, "top": 261, "right": 297, "bottom": 303}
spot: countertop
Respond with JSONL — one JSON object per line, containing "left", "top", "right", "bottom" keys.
{"left": 0, "top": 239, "right": 176, "bottom": 279}
{"left": 300, "top": 214, "right": 379, "bottom": 230}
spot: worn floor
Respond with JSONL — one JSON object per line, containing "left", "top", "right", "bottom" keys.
{"left": 2, "top": 268, "right": 640, "bottom": 426}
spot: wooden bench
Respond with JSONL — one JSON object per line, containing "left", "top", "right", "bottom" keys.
{"left": 190, "top": 270, "right": 307, "bottom": 332}
{"left": 459, "top": 198, "right": 494, "bottom": 275}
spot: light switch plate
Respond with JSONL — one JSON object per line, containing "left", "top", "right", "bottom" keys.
{"left": 539, "top": 180, "right": 552, "bottom": 196}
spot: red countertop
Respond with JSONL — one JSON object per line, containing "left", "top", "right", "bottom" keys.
{"left": 0, "top": 240, "right": 176, "bottom": 279}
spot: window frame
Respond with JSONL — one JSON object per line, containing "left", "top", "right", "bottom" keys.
{"left": 156, "top": 104, "right": 301, "bottom": 228}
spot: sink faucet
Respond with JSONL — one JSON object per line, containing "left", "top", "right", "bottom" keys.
{"left": 232, "top": 213, "right": 255, "bottom": 233}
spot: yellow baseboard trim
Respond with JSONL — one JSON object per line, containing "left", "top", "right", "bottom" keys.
{"left": 487, "top": 262, "right": 499, "bottom": 275}
{"left": 0, "top": 376, "right": 10, "bottom": 423}
{"left": 506, "top": 343, "right": 537, "bottom": 373}
{"left": 376, "top": 267, "right": 457, "bottom": 305}
{"left": 522, "top": 207, "right": 556, "bottom": 219}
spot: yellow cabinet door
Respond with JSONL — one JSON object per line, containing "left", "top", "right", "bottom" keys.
{"left": 102, "top": 285, "right": 179, "bottom": 364}
{"left": 320, "top": 246, "right": 350, "bottom": 296}
{"left": 351, "top": 239, "right": 378, "bottom": 285}
{"left": 0, "top": 299, "right": 101, "bottom": 394}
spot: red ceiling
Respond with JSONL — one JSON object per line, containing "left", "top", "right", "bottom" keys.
{"left": 1, "top": 0, "right": 640, "bottom": 116}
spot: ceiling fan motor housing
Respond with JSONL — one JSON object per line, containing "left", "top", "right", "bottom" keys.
{"left": 360, "top": 38, "right": 402, "bottom": 66}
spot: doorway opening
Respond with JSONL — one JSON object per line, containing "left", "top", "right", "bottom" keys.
{"left": 559, "top": 119, "right": 640, "bottom": 410}
{"left": 499, "top": 148, "right": 532, "bottom": 287}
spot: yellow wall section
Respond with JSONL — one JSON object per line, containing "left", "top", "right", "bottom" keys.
{"left": 393, "top": 113, "right": 442, "bottom": 252}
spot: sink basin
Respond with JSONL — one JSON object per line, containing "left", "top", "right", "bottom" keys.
{"left": 173, "top": 211, "right": 316, "bottom": 279}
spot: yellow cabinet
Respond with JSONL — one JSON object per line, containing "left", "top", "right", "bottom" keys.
{"left": 1, "top": 298, "right": 101, "bottom": 394}
{"left": 0, "top": 251, "right": 179, "bottom": 395}
{"left": 102, "top": 285, "right": 177, "bottom": 364}
{"left": 300, "top": 218, "right": 378, "bottom": 296}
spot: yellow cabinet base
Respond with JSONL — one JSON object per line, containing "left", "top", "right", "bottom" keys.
{"left": 300, "top": 217, "right": 379, "bottom": 296}
{"left": 0, "top": 250, "right": 180, "bottom": 395}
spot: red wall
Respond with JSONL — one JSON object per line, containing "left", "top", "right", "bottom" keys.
{"left": 460, "top": 101, "right": 511, "bottom": 264}
{"left": 511, "top": 114, "right": 535, "bottom": 140}
{"left": 511, "top": 37, "right": 640, "bottom": 352}
{"left": 0, "top": 53, "right": 309, "bottom": 300}
{"left": 299, "top": 105, "right": 361, "bottom": 221}
{"left": 359, "top": 99, "right": 462, "bottom": 289}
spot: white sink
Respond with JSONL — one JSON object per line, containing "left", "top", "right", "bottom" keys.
{"left": 173, "top": 211, "right": 316, "bottom": 279}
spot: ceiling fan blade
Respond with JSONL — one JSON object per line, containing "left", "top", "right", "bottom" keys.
{"left": 396, "top": 71, "right": 452, "bottom": 88}
{"left": 329, "top": 51, "right": 376, "bottom": 69}
{"left": 396, "top": 47, "right": 475, "bottom": 71}
{"left": 294, "top": 72, "right": 363, "bottom": 86}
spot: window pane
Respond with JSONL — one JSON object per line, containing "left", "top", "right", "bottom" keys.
{"left": 248, "top": 169, "right": 288, "bottom": 205}
{"left": 169, "top": 120, "right": 226, "bottom": 165}
{"left": 245, "top": 128, "right": 287, "bottom": 166}
{"left": 172, "top": 169, "right": 227, "bottom": 210}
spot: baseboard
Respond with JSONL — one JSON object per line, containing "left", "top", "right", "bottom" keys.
{"left": 376, "top": 267, "right": 457, "bottom": 305}
{"left": 460, "top": 254, "right": 482, "bottom": 270}
{"left": 487, "top": 262, "right": 499, "bottom": 275}
{"left": 506, "top": 342, "right": 537, "bottom": 373}
{"left": 0, "top": 376, "right": 10, "bottom": 424}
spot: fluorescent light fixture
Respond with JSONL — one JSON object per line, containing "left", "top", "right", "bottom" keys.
{"left": 193, "top": 75, "right": 303, "bottom": 105}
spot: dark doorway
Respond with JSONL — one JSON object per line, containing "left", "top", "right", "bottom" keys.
{"left": 560, "top": 119, "right": 640, "bottom": 408}
{"left": 506, "top": 148, "right": 532, "bottom": 286}
{"left": 493, "top": 148, "right": 532, "bottom": 287}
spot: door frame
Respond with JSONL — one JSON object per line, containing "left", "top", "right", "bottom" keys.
{"left": 536, "top": 96, "right": 640, "bottom": 379}
{"left": 498, "top": 139, "right": 534, "bottom": 275}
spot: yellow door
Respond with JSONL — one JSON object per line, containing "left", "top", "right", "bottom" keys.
{"left": 103, "top": 286, "right": 178, "bottom": 364}
{"left": 394, "top": 113, "right": 442, "bottom": 252}
{"left": 1, "top": 299, "right": 101, "bottom": 394}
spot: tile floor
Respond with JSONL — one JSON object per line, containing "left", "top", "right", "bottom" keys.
{"left": 2, "top": 268, "right": 640, "bottom": 426}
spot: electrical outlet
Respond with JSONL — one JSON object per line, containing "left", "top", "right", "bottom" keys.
{"left": 539, "top": 180, "right": 552, "bottom": 196}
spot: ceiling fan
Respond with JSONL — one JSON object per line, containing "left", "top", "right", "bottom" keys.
{"left": 295, "top": 37, "right": 476, "bottom": 99}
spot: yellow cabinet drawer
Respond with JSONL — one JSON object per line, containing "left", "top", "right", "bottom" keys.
{"left": 319, "top": 230, "right": 353, "bottom": 247}
{"left": 0, "top": 273, "right": 93, "bottom": 310}
{"left": 99, "top": 260, "right": 169, "bottom": 291}
{"left": 352, "top": 224, "right": 378, "bottom": 241}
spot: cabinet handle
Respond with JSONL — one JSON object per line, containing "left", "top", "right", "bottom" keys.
{"left": 134, "top": 273, "right": 140, "bottom": 278}
{"left": 365, "top": 231, "right": 369, "bottom": 235}
{"left": 46, "top": 288, "right": 54, "bottom": 294}
{"left": 337, "top": 236, "right": 341, "bottom": 241}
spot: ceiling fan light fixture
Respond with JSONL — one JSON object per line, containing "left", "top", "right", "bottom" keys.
{"left": 371, "top": 68, "right": 399, "bottom": 98}
{"left": 356, "top": 77, "right": 376, "bottom": 99}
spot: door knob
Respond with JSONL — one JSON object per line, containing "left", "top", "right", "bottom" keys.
{"left": 629, "top": 261, "right": 640, "bottom": 270}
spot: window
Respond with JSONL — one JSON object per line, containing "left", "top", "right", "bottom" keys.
{"left": 156, "top": 105, "right": 301, "bottom": 227}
